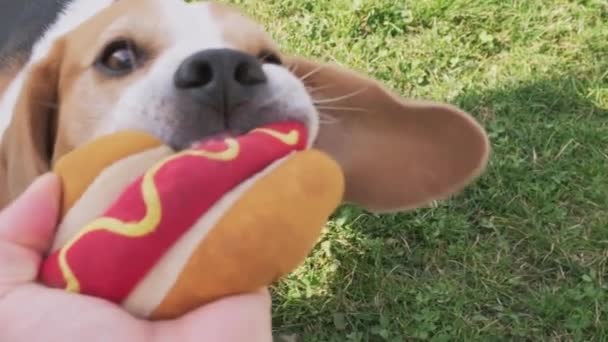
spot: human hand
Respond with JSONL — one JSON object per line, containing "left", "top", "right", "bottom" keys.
{"left": 0, "top": 174, "right": 272, "bottom": 342}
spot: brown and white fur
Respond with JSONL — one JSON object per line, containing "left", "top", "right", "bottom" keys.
{"left": 0, "top": 0, "right": 490, "bottom": 213}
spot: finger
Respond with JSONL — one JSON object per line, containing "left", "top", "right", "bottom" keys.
{"left": 152, "top": 288, "right": 273, "bottom": 342}
{"left": 0, "top": 240, "right": 40, "bottom": 292}
{"left": 0, "top": 174, "right": 61, "bottom": 291}
{"left": 0, "top": 173, "right": 61, "bottom": 253}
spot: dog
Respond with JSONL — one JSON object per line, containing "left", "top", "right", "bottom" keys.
{"left": 0, "top": 0, "right": 490, "bottom": 214}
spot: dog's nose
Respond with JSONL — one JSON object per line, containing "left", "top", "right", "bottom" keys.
{"left": 174, "top": 49, "right": 266, "bottom": 113}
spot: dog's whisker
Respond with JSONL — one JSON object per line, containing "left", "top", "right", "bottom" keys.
{"left": 319, "top": 119, "right": 338, "bottom": 125}
{"left": 306, "top": 84, "right": 335, "bottom": 94}
{"left": 315, "top": 105, "right": 368, "bottom": 113}
{"left": 299, "top": 65, "right": 324, "bottom": 83}
{"left": 288, "top": 63, "right": 299, "bottom": 75}
{"left": 313, "top": 87, "right": 367, "bottom": 105}
{"left": 318, "top": 112, "right": 340, "bottom": 125}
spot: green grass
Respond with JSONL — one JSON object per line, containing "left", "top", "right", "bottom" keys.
{"left": 220, "top": 0, "right": 608, "bottom": 340}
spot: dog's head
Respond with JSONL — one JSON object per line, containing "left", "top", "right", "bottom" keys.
{"left": 0, "top": 0, "right": 490, "bottom": 212}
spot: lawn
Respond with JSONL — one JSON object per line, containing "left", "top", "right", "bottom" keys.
{"left": 220, "top": 0, "right": 608, "bottom": 340}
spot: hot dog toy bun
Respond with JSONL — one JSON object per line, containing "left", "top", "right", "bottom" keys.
{"left": 54, "top": 131, "right": 163, "bottom": 217}
{"left": 41, "top": 122, "right": 345, "bottom": 319}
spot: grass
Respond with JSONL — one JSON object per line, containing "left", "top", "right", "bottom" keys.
{"left": 218, "top": 0, "right": 608, "bottom": 340}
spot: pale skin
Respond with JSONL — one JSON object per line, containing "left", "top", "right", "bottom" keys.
{"left": 0, "top": 174, "right": 273, "bottom": 342}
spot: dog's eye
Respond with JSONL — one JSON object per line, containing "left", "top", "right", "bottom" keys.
{"left": 257, "top": 50, "right": 282, "bottom": 65}
{"left": 96, "top": 40, "right": 141, "bottom": 76}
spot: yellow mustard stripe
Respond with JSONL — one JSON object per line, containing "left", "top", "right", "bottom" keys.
{"left": 58, "top": 139, "right": 241, "bottom": 293}
{"left": 252, "top": 128, "right": 300, "bottom": 146}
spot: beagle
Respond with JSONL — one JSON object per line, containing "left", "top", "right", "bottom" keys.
{"left": 0, "top": 0, "right": 490, "bottom": 214}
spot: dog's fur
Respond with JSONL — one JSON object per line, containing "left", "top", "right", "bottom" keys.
{"left": 0, "top": 0, "right": 490, "bottom": 212}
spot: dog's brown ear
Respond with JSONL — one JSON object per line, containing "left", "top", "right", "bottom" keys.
{"left": 287, "top": 56, "right": 490, "bottom": 213}
{"left": 0, "top": 40, "right": 64, "bottom": 206}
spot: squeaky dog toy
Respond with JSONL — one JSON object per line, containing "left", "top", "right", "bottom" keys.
{"left": 39, "top": 121, "right": 344, "bottom": 320}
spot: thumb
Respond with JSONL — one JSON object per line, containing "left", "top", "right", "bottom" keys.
{"left": 0, "top": 173, "right": 61, "bottom": 252}
{"left": 0, "top": 174, "right": 61, "bottom": 291}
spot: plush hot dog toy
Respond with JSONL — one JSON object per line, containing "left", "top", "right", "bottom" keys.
{"left": 39, "top": 121, "right": 344, "bottom": 320}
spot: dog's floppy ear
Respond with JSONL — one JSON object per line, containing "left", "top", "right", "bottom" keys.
{"left": 287, "top": 56, "right": 490, "bottom": 213}
{"left": 0, "top": 40, "right": 64, "bottom": 206}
